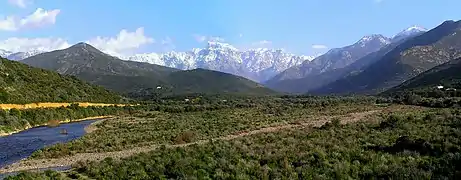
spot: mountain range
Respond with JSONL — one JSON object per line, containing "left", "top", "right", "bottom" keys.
{"left": 265, "top": 25, "right": 430, "bottom": 93}
{"left": 20, "top": 43, "right": 275, "bottom": 97}
{"left": 122, "top": 42, "right": 315, "bottom": 83}
{"left": 5, "top": 20, "right": 461, "bottom": 98}
{"left": 0, "top": 42, "right": 315, "bottom": 83}
{"left": 311, "top": 20, "right": 461, "bottom": 95}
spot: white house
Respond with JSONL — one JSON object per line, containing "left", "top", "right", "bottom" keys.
{"left": 437, "top": 85, "right": 444, "bottom": 89}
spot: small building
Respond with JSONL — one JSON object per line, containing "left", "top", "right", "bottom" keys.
{"left": 436, "top": 85, "right": 444, "bottom": 89}
{"left": 156, "top": 86, "right": 162, "bottom": 89}
{"left": 184, "top": 99, "right": 190, "bottom": 102}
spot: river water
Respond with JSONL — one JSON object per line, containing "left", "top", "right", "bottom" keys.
{"left": 0, "top": 119, "right": 100, "bottom": 179}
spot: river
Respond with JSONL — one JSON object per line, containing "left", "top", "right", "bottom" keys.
{"left": 0, "top": 119, "right": 100, "bottom": 179}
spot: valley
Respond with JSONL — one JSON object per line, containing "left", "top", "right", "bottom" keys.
{"left": 1, "top": 96, "right": 459, "bottom": 179}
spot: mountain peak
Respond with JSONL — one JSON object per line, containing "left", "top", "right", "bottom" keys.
{"left": 68, "top": 42, "right": 105, "bottom": 54}
{"left": 392, "top": 25, "right": 427, "bottom": 41}
{"left": 70, "top": 42, "right": 93, "bottom": 49}
{"left": 404, "top": 25, "right": 427, "bottom": 32}
{"left": 357, "top": 34, "right": 390, "bottom": 46}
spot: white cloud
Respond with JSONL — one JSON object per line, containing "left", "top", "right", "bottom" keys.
{"left": 311, "top": 44, "right": 328, "bottom": 49}
{"left": 8, "top": 0, "right": 32, "bottom": 8}
{"left": 20, "top": 8, "right": 60, "bottom": 29}
{"left": 86, "top": 27, "right": 154, "bottom": 56}
{"left": 0, "top": 16, "right": 17, "bottom": 31}
{"left": 239, "top": 33, "right": 243, "bottom": 38}
{"left": 0, "top": 37, "right": 70, "bottom": 52}
{"left": 192, "top": 34, "right": 225, "bottom": 43}
{"left": 0, "top": 8, "right": 60, "bottom": 31}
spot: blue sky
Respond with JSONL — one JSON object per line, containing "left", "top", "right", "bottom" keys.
{"left": 0, "top": 0, "right": 459, "bottom": 56}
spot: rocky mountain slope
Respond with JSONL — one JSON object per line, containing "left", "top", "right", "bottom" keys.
{"left": 265, "top": 25, "right": 427, "bottom": 93}
{"left": 312, "top": 20, "right": 461, "bottom": 95}
{"left": 0, "top": 57, "right": 122, "bottom": 103}
{"left": 385, "top": 56, "right": 461, "bottom": 94}
{"left": 266, "top": 34, "right": 391, "bottom": 86}
{"left": 20, "top": 43, "right": 275, "bottom": 97}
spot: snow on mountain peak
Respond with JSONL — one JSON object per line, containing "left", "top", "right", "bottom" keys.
{"left": 301, "top": 55, "right": 316, "bottom": 61}
{"left": 392, "top": 25, "right": 427, "bottom": 41}
{"left": 405, "top": 25, "right": 427, "bottom": 32}
{"left": 0, "top": 49, "right": 13, "bottom": 58}
{"left": 122, "top": 42, "right": 316, "bottom": 82}
{"left": 0, "top": 49, "right": 45, "bottom": 60}
{"left": 357, "top": 34, "right": 390, "bottom": 47}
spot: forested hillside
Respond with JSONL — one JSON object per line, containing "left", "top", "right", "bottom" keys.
{"left": 0, "top": 58, "right": 122, "bottom": 104}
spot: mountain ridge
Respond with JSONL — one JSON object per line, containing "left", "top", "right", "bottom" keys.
{"left": 123, "top": 41, "right": 316, "bottom": 82}
{"left": 265, "top": 25, "right": 427, "bottom": 93}
{"left": 3, "top": 41, "right": 316, "bottom": 83}
{"left": 312, "top": 20, "right": 461, "bottom": 95}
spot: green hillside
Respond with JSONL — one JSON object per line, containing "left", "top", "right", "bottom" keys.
{"left": 167, "top": 69, "right": 275, "bottom": 95}
{"left": 0, "top": 57, "right": 122, "bottom": 104}
{"left": 126, "top": 69, "right": 277, "bottom": 99}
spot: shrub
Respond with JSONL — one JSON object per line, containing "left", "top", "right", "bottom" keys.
{"left": 173, "top": 130, "right": 196, "bottom": 144}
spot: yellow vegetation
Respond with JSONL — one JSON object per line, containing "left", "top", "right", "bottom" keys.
{"left": 0, "top": 102, "right": 130, "bottom": 110}
{"left": 47, "top": 119, "right": 61, "bottom": 127}
{"left": 0, "top": 115, "right": 114, "bottom": 137}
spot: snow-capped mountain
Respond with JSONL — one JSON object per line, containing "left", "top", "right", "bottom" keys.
{"left": 267, "top": 34, "right": 391, "bottom": 83}
{"left": 0, "top": 49, "right": 13, "bottom": 59}
{"left": 392, "top": 26, "right": 427, "bottom": 42}
{"left": 124, "top": 41, "right": 316, "bottom": 82}
{"left": 1, "top": 42, "right": 314, "bottom": 82}
{"left": 0, "top": 49, "right": 45, "bottom": 60}
{"left": 356, "top": 34, "right": 391, "bottom": 48}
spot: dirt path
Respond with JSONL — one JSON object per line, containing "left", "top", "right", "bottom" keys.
{"left": 0, "top": 110, "right": 380, "bottom": 173}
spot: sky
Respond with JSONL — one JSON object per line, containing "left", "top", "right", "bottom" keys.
{"left": 0, "top": 0, "right": 460, "bottom": 57}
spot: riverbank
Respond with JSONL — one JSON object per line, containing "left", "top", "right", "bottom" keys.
{"left": 0, "top": 116, "right": 114, "bottom": 137}
{"left": 0, "top": 118, "right": 109, "bottom": 174}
